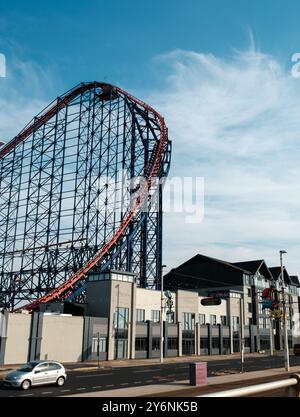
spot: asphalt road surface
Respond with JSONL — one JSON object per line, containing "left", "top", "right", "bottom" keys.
{"left": 1, "top": 355, "right": 300, "bottom": 397}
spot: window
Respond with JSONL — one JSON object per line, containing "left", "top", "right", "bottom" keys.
{"left": 244, "top": 338, "right": 251, "bottom": 348}
{"left": 222, "top": 338, "right": 230, "bottom": 351}
{"left": 232, "top": 316, "right": 240, "bottom": 331}
{"left": 248, "top": 318, "right": 252, "bottom": 326}
{"left": 152, "top": 337, "right": 160, "bottom": 351}
{"left": 248, "top": 288, "right": 252, "bottom": 298}
{"left": 210, "top": 315, "right": 217, "bottom": 325}
{"left": 212, "top": 338, "right": 219, "bottom": 349}
{"left": 248, "top": 303, "right": 252, "bottom": 313}
{"left": 199, "top": 314, "right": 206, "bottom": 325}
{"left": 111, "top": 273, "right": 134, "bottom": 283}
{"left": 200, "top": 338, "right": 208, "bottom": 349}
{"left": 151, "top": 310, "right": 160, "bottom": 323}
{"left": 167, "top": 337, "right": 178, "bottom": 350}
{"left": 136, "top": 309, "right": 145, "bottom": 322}
{"left": 92, "top": 337, "right": 107, "bottom": 353}
{"left": 182, "top": 313, "right": 195, "bottom": 330}
{"left": 244, "top": 275, "right": 251, "bottom": 285}
{"left": 258, "top": 290, "right": 263, "bottom": 314}
{"left": 114, "top": 307, "right": 129, "bottom": 329}
{"left": 182, "top": 337, "right": 195, "bottom": 355}
{"left": 48, "top": 363, "right": 62, "bottom": 371}
{"left": 135, "top": 337, "right": 147, "bottom": 351}
{"left": 221, "top": 316, "right": 227, "bottom": 326}
{"left": 34, "top": 364, "right": 49, "bottom": 374}
{"left": 231, "top": 292, "right": 241, "bottom": 299}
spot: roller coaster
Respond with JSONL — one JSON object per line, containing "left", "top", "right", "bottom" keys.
{"left": 0, "top": 82, "right": 171, "bottom": 311}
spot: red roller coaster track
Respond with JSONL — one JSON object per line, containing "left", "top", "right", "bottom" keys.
{"left": 0, "top": 82, "right": 167, "bottom": 313}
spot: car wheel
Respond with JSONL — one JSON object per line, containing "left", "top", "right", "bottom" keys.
{"left": 56, "top": 376, "right": 65, "bottom": 387}
{"left": 21, "top": 380, "right": 31, "bottom": 390}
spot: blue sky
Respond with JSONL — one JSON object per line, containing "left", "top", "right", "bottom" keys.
{"left": 1, "top": 0, "right": 299, "bottom": 93}
{"left": 1, "top": 0, "right": 300, "bottom": 275}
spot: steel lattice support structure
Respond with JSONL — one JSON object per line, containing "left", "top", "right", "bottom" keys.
{"left": 0, "top": 82, "right": 171, "bottom": 311}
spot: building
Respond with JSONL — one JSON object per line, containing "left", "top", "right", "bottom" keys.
{"left": 165, "top": 254, "right": 300, "bottom": 351}
{"left": 0, "top": 254, "right": 299, "bottom": 364}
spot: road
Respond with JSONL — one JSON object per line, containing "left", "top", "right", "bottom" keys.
{"left": 1, "top": 354, "right": 300, "bottom": 397}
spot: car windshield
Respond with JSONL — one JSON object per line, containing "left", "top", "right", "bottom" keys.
{"left": 17, "top": 362, "right": 36, "bottom": 372}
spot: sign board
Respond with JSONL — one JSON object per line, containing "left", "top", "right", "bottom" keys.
{"left": 207, "top": 290, "right": 230, "bottom": 299}
{"left": 201, "top": 297, "right": 222, "bottom": 306}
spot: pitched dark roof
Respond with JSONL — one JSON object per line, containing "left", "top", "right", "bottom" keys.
{"left": 164, "top": 253, "right": 248, "bottom": 291}
{"left": 290, "top": 276, "right": 300, "bottom": 287}
{"left": 233, "top": 260, "right": 273, "bottom": 280}
{"left": 233, "top": 260, "right": 263, "bottom": 274}
{"left": 269, "top": 267, "right": 281, "bottom": 279}
{"left": 269, "top": 266, "right": 291, "bottom": 285}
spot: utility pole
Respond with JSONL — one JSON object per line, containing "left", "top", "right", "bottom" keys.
{"left": 97, "top": 332, "right": 100, "bottom": 368}
{"left": 160, "top": 265, "right": 167, "bottom": 364}
{"left": 240, "top": 294, "right": 245, "bottom": 373}
{"left": 280, "top": 250, "right": 290, "bottom": 371}
{"left": 269, "top": 313, "right": 274, "bottom": 356}
{"left": 269, "top": 275, "right": 275, "bottom": 357}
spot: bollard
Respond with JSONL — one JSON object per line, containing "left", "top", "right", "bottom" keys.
{"left": 190, "top": 362, "right": 207, "bottom": 386}
{"left": 284, "top": 374, "right": 300, "bottom": 397}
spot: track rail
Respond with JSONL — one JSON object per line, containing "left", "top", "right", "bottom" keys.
{"left": 2, "top": 82, "right": 167, "bottom": 312}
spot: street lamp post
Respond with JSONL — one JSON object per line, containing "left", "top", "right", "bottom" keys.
{"left": 269, "top": 276, "right": 276, "bottom": 357}
{"left": 269, "top": 313, "right": 274, "bottom": 357}
{"left": 240, "top": 294, "right": 245, "bottom": 373}
{"left": 280, "top": 250, "right": 290, "bottom": 372}
{"left": 160, "top": 265, "right": 167, "bottom": 364}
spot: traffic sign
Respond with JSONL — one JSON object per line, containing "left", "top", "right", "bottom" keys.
{"left": 201, "top": 297, "right": 222, "bottom": 306}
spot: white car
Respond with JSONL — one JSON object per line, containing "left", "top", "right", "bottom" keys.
{"left": 3, "top": 360, "right": 67, "bottom": 390}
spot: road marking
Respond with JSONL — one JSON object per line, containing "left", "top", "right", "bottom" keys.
{"left": 133, "top": 368, "right": 161, "bottom": 373}
{"left": 41, "top": 391, "right": 52, "bottom": 395}
{"left": 76, "top": 373, "right": 114, "bottom": 378}
{"left": 146, "top": 380, "right": 154, "bottom": 383}
{"left": 60, "top": 389, "right": 71, "bottom": 392}
{"left": 134, "top": 381, "right": 142, "bottom": 384}
{"left": 92, "top": 385, "right": 103, "bottom": 389}
{"left": 20, "top": 394, "right": 33, "bottom": 397}
{"left": 120, "top": 383, "right": 129, "bottom": 386}
{"left": 76, "top": 387, "right": 86, "bottom": 391}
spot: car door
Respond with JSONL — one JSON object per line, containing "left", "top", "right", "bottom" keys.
{"left": 46, "top": 363, "right": 62, "bottom": 383}
{"left": 32, "top": 363, "right": 50, "bottom": 386}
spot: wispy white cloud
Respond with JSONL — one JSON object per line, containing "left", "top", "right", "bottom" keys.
{"left": 0, "top": 56, "right": 59, "bottom": 141}
{"left": 148, "top": 48, "right": 300, "bottom": 275}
